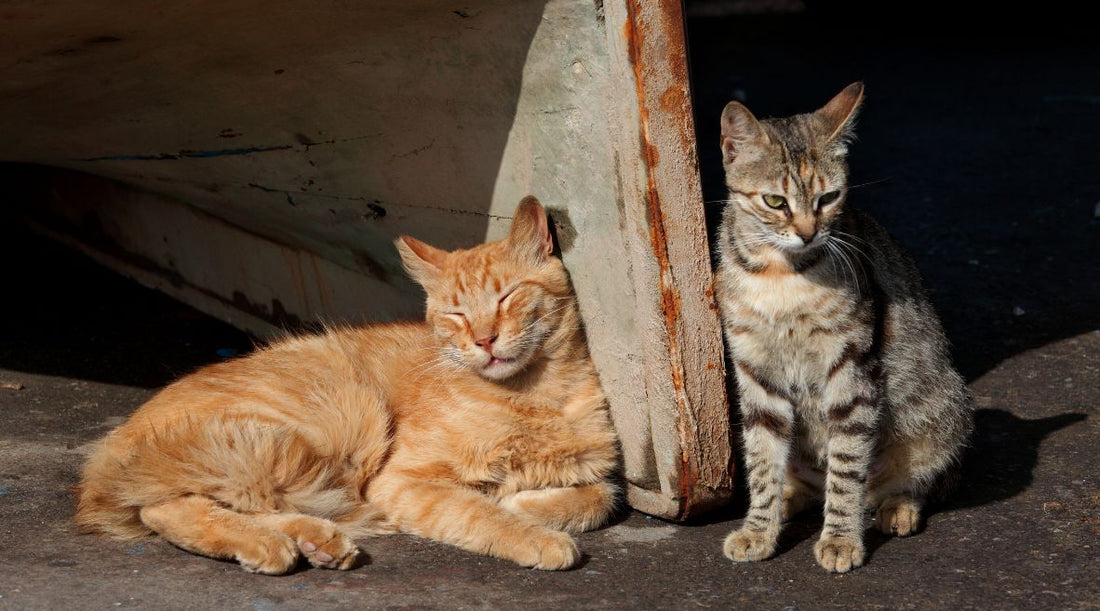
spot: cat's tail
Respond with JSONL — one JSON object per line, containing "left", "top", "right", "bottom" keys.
{"left": 74, "top": 429, "right": 155, "bottom": 539}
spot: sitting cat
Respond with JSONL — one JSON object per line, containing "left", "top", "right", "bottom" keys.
{"left": 75, "top": 197, "right": 620, "bottom": 573}
{"left": 713, "top": 83, "right": 972, "bottom": 572}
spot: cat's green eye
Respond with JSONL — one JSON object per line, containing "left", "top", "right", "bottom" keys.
{"left": 762, "top": 194, "right": 787, "bottom": 209}
{"left": 818, "top": 190, "right": 842, "bottom": 207}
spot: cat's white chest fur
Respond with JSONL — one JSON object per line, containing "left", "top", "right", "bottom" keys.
{"left": 726, "top": 265, "right": 836, "bottom": 328}
{"left": 720, "top": 268, "right": 852, "bottom": 398}
{"left": 737, "top": 272, "right": 830, "bottom": 322}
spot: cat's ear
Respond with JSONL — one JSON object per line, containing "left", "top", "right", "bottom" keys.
{"left": 507, "top": 196, "right": 554, "bottom": 262}
{"left": 817, "top": 82, "right": 864, "bottom": 146}
{"left": 720, "top": 102, "right": 768, "bottom": 164}
{"left": 395, "top": 235, "right": 447, "bottom": 287}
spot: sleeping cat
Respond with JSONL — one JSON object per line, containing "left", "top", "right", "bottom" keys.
{"left": 713, "top": 83, "right": 972, "bottom": 572}
{"left": 75, "top": 197, "right": 620, "bottom": 573}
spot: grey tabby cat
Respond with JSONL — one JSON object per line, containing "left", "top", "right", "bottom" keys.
{"left": 713, "top": 82, "right": 972, "bottom": 573}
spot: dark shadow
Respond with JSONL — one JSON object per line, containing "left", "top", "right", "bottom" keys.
{"left": 943, "top": 408, "right": 1088, "bottom": 511}
{"left": 0, "top": 215, "right": 256, "bottom": 389}
{"left": 774, "top": 513, "right": 822, "bottom": 558}
{"left": 686, "top": 2, "right": 1100, "bottom": 384}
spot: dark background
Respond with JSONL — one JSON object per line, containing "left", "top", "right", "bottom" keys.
{"left": 686, "top": 1, "right": 1100, "bottom": 383}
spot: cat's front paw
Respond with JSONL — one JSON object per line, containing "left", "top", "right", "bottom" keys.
{"left": 236, "top": 532, "right": 299, "bottom": 575}
{"left": 814, "top": 535, "right": 864, "bottom": 573}
{"left": 723, "top": 528, "right": 777, "bottom": 562}
{"left": 517, "top": 529, "right": 580, "bottom": 570}
{"left": 875, "top": 496, "right": 922, "bottom": 536}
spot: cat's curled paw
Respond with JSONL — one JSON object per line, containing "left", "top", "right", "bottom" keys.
{"left": 814, "top": 535, "right": 864, "bottom": 573}
{"left": 236, "top": 532, "right": 299, "bottom": 575}
{"left": 875, "top": 496, "right": 922, "bottom": 537}
{"left": 517, "top": 529, "right": 580, "bottom": 570}
{"left": 723, "top": 528, "right": 777, "bottom": 562}
{"left": 287, "top": 520, "right": 361, "bottom": 570}
{"left": 253, "top": 513, "right": 362, "bottom": 570}
{"left": 299, "top": 533, "right": 360, "bottom": 570}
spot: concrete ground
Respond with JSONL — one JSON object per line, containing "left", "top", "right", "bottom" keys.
{"left": 1, "top": 5, "right": 1098, "bottom": 610}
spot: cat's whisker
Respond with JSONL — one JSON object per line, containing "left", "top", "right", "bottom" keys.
{"left": 406, "top": 357, "right": 457, "bottom": 380}
{"left": 732, "top": 234, "right": 779, "bottom": 254}
{"left": 825, "top": 243, "right": 843, "bottom": 287}
{"left": 404, "top": 346, "right": 469, "bottom": 379}
{"left": 520, "top": 302, "right": 575, "bottom": 334}
{"left": 845, "top": 177, "right": 892, "bottom": 191}
{"left": 831, "top": 229, "right": 870, "bottom": 244}
{"left": 826, "top": 240, "right": 861, "bottom": 295}
{"left": 833, "top": 231, "right": 886, "bottom": 261}
{"left": 829, "top": 235, "right": 872, "bottom": 268}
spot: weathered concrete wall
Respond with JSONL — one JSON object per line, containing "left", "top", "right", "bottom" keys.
{"left": 0, "top": 0, "right": 732, "bottom": 518}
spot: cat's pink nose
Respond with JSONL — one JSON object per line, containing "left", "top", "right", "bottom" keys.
{"left": 796, "top": 228, "right": 817, "bottom": 244}
{"left": 475, "top": 335, "right": 497, "bottom": 350}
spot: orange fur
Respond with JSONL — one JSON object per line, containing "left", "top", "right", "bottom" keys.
{"left": 75, "top": 197, "right": 621, "bottom": 572}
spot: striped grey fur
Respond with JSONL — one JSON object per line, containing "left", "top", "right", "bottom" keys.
{"left": 713, "top": 83, "right": 973, "bottom": 573}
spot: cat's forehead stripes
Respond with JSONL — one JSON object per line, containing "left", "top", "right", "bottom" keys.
{"left": 447, "top": 247, "right": 511, "bottom": 302}
{"left": 798, "top": 157, "right": 812, "bottom": 181}
{"left": 760, "top": 116, "right": 847, "bottom": 211}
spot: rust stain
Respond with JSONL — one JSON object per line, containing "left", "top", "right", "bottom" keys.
{"left": 659, "top": 85, "right": 685, "bottom": 113}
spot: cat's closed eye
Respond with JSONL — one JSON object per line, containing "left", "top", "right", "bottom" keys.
{"left": 762, "top": 194, "right": 787, "bottom": 209}
{"left": 498, "top": 288, "right": 518, "bottom": 307}
{"left": 444, "top": 312, "right": 467, "bottom": 324}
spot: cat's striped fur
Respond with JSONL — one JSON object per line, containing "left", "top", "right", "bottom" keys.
{"left": 713, "top": 83, "right": 972, "bottom": 572}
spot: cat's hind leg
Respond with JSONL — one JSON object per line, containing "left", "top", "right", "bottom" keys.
{"left": 865, "top": 438, "right": 951, "bottom": 537}
{"left": 782, "top": 462, "right": 823, "bottom": 521}
{"left": 499, "top": 482, "right": 618, "bottom": 533}
{"left": 873, "top": 494, "right": 922, "bottom": 537}
{"left": 139, "top": 495, "right": 298, "bottom": 574}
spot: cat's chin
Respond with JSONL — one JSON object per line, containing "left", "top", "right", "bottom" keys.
{"left": 476, "top": 356, "right": 525, "bottom": 381}
{"left": 777, "top": 240, "right": 826, "bottom": 257}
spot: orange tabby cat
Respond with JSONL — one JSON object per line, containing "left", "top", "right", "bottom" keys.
{"left": 75, "top": 197, "right": 620, "bottom": 573}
